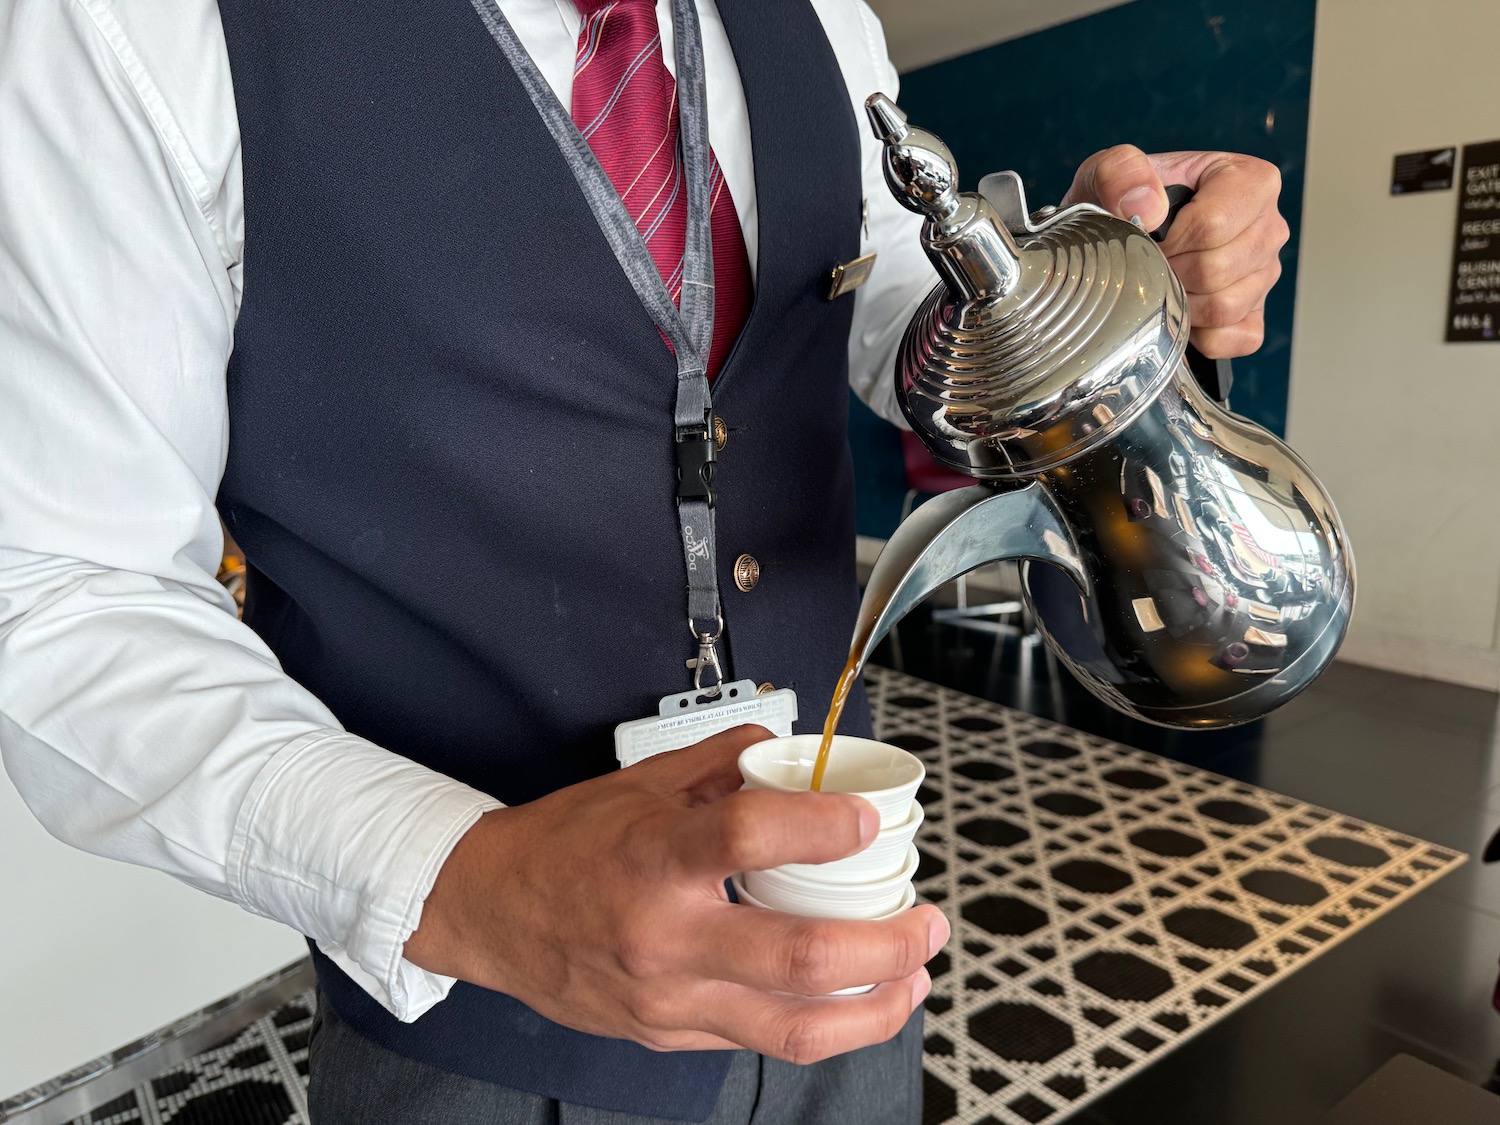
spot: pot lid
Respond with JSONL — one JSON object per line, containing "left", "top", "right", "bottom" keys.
{"left": 868, "top": 95, "right": 1189, "bottom": 480}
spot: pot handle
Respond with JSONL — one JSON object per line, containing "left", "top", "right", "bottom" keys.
{"left": 1150, "top": 183, "right": 1199, "bottom": 242}
{"left": 1150, "top": 184, "right": 1234, "bottom": 406}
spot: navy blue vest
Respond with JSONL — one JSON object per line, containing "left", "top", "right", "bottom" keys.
{"left": 215, "top": 1, "right": 869, "bottom": 1118}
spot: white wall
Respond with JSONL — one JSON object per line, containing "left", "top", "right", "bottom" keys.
{"left": 1288, "top": 0, "right": 1500, "bottom": 690}
{"left": 0, "top": 773, "right": 306, "bottom": 1101}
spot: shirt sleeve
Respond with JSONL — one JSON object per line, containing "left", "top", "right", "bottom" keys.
{"left": 816, "top": 0, "right": 936, "bottom": 428}
{"left": 0, "top": 0, "right": 498, "bottom": 1022}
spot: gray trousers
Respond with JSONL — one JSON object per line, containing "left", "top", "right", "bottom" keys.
{"left": 307, "top": 991, "right": 924, "bottom": 1124}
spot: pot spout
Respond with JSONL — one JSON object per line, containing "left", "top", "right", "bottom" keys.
{"left": 848, "top": 482, "right": 1089, "bottom": 680}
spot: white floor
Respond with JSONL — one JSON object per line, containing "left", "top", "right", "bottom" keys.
{"left": 0, "top": 772, "right": 306, "bottom": 1101}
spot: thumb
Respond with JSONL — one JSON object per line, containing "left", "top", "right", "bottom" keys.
{"left": 631, "top": 722, "right": 775, "bottom": 803}
{"left": 1062, "top": 144, "right": 1169, "bottom": 230}
{"left": 672, "top": 786, "right": 879, "bottom": 878}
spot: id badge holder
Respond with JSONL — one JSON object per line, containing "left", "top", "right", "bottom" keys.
{"left": 615, "top": 681, "right": 798, "bottom": 769}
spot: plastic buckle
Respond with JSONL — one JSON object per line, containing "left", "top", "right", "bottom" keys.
{"left": 675, "top": 430, "right": 717, "bottom": 507}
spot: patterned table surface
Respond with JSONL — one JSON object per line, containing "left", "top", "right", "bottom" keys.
{"left": 867, "top": 667, "right": 1466, "bottom": 1125}
{"left": 53, "top": 668, "right": 1465, "bottom": 1125}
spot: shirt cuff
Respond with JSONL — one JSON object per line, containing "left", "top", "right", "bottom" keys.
{"left": 226, "top": 729, "right": 502, "bottom": 1022}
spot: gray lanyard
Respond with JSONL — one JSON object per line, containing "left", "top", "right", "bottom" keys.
{"left": 468, "top": 0, "right": 728, "bottom": 693}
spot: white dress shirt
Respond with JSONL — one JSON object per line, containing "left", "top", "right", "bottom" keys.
{"left": 0, "top": 0, "right": 930, "bottom": 1022}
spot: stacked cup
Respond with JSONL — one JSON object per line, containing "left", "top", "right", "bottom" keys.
{"left": 733, "top": 734, "right": 926, "bottom": 993}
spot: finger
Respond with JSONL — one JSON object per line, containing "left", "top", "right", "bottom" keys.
{"left": 1167, "top": 213, "right": 1288, "bottom": 296}
{"left": 1191, "top": 308, "right": 1266, "bottom": 359}
{"left": 703, "top": 971, "right": 930, "bottom": 1065}
{"left": 1147, "top": 152, "right": 1280, "bottom": 256}
{"left": 630, "top": 724, "right": 774, "bottom": 801}
{"left": 1185, "top": 262, "right": 1281, "bottom": 331}
{"left": 1061, "top": 145, "right": 1169, "bottom": 230}
{"left": 637, "top": 1027, "right": 747, "bottom": 1053}
{"left": 670, "top": 786, "right": 878, "bottom": 878}
{"left": 693, "top": 902, "right": 949, "bottom": 996}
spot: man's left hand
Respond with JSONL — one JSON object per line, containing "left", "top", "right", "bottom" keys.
{"left": 1060, "top": 146, "right": 1290, "bottom": 359}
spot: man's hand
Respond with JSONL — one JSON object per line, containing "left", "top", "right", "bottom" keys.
{"left": 403, "top": 724, "right": 949, "bottom": 1064}
{"left": 1060, "top": 146, "right": 1290, "bottom": 359}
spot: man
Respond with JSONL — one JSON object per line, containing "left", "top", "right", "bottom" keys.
{"left": 0, "top": 0, "right": 1287, "bottom": 1120}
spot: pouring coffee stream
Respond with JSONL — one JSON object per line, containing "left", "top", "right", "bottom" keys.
{"left": 811, "top": 95, "right": 1354, "bottom": 787}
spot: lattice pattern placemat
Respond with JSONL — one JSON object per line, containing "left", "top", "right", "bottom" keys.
{"left": 64, "top": 998, "right": 310, "bottom": 1125}
{"left": 864, "top": 666, "right": 1466, "bottom": 1125}
{"left": 54, "top": 670, "right": 1463, "bottom": 1125}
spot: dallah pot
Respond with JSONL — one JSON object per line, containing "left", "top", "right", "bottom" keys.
{"left": 849, "top": 96, "right": 1353, "bottom": 728}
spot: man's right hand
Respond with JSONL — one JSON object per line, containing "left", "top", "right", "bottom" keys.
{"left": 402, "top": 724, "right": 948, "bottom": 1064}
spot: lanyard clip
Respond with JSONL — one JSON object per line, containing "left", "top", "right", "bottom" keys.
{"left": 686, "top": 621, "right": 725, "bottom": 696}
{"left": 675, "top": 428, "right": 717, "bottom": 508}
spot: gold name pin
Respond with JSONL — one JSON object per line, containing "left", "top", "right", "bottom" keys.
{"left": 825, "top": 252, "right": 877, "bottom": 300}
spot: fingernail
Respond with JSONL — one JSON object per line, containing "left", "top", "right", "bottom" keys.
{"left": 855, "top": 798, "right": 880, "bottom": 846}
{"left": 912, "top": 968, "right": 932, "bottom": 1007}
{"left": 1119, "top": 185, "right": 1163, "bottom": 224}
{"left": 928, "top": 917, "right": 951, "bottom": 960}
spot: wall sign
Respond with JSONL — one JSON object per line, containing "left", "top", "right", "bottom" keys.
{"left": 1446, "top": 140, "right": 1500, "bottom": 342}
{"left": 1390, "top": 147, "right": 1455, "bottom": 194}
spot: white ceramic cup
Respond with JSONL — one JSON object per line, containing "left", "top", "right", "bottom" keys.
{"left": 775, "top": 799, "right": 924, "bottom": 885}
{"left": 743, "top": 844, "right": 920, "bottom": 920}
{"left": 737, "top": 734, "right": 925, "bottom": 829}
{"left": 731, "top": 874, "right": 917, "bottom": 919}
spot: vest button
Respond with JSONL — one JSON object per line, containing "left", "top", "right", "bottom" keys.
{"left": 733, "top": 553, "right": 761, "bottom": 592}
{"left": 713, "top": 415, "right": 728, "bottom": 452}
{"left": 756, "top": 682, "right": 775, "bottom": 696}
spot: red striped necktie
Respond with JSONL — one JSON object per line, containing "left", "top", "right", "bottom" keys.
{"left": 570, "top": 0, "right": 753, "bottom": 380}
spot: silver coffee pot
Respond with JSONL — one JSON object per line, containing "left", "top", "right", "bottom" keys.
{"left": 850, "top": 95, "right": 1353, "bottom": 728}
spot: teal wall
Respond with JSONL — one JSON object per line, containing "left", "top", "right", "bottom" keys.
{"left": 852, "top": 0, "right": 1317, "bottom": 539}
